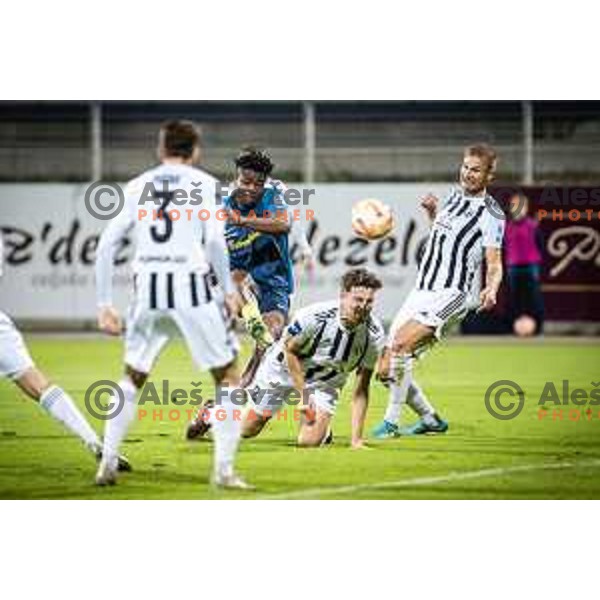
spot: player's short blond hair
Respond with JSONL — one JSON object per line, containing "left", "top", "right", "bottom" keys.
{"left": 464, "top": 143, "right": 498, "bottom": 174}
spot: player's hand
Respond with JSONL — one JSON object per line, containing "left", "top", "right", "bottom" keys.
{"left": 479, "top": 287, "right": 498, "bottom": 312}
{"left": 97, "top": 306, "right": 123, "bottom": 336}
{"left": 420, "top": 194, "right": 439, "bottom": 219}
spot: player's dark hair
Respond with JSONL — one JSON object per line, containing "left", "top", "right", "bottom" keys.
{"left": 341, "top": 268, "right": 383, "bottom": 292}
{"left": 235, "top": 147, "right": 275, "bottom": 177}
{"left": 159, "top": 120, "right": 201, "bottom": 159}
{"left": 464, "top": 143, "right": 497, "bottom": 173}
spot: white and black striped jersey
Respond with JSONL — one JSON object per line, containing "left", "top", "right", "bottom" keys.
{"left": 416, "top": 187, "right": 505, "bottom": 293}
{"left": 96, "top": 163, "right": 233, "bottom": 310}
{"left": 268, "top": 300, "right": 385, "bottom": 392}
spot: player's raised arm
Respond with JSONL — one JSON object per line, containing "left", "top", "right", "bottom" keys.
{"left": 420, "top": 193, "right": 439, "bottom": 223}
{"left": 95, "top": 196, "right": 135, "bottom": 335}
{"left": 273, "top": 179, "right": 314, "bottom": 264}
{"left": 351, "top": 366, "right": 373, "bottom": 448}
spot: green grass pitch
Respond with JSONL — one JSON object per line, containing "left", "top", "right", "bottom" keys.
{"left": 0, "top": 335, "right": 599, "bottom": 499}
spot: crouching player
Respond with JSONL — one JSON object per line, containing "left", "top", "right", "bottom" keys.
{"left": 243, "top": 268, "right": 385, "bottom": 447}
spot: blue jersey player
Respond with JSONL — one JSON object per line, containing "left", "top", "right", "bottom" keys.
{"left": 224, "top": 148, "right": 293, "bottom": 387}
{"left": 226, "top": 158, "right": 293, "bottom": 314}
{"left": 186, "top": 148, "right": 294, "bottom": 446}
{"left": 186, "top": 148, "right": 295, "bottom": 440}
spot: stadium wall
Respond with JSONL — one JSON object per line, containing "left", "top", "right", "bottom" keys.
{"left": 0, "top": 184, "right": 598, "bottom": 327}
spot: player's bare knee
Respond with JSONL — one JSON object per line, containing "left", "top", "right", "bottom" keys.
{"left": 15, "top": 367, "right": 50, "bottom": 401}
{"left": 125, "top": 365, "right": 148, "bottom": 389}
{"left": 297, "top": 434, "right": 321, "bottom": 448}
{"left": 297, "top": 427, "right": 323, "bottom": 447}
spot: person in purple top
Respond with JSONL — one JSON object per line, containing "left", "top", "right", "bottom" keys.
{"left": 505, "top": 193, "right": 545, "bottom": 333}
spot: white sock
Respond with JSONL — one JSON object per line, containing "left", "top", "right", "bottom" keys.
{"left": 101, "top": 378, "right": 138, "bottom": 464}
{"left": 211, "top": 385, "right": 242, "bottom": 478}
{"left": 407, "top": 381, "right": 437, "bottom": 426}
{"left": 40, "top": 386, "right": 101, "bottom": 452}
{"left": 383, "top": 354, "right": 414, "bottom": 425}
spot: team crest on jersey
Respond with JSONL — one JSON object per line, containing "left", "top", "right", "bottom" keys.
{"left": 287, "top": 321, "right": 302, "bottom": 336}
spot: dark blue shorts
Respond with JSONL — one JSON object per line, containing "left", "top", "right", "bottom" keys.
{"left": 256, "top": 283, "right": 291, "bottom": 317}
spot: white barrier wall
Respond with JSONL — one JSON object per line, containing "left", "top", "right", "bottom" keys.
{"left": 0, "top": 183, "right": 453, "bottom": 321}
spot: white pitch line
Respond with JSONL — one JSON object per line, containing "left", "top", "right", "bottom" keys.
{"left": 259, "top": 459, "right": 600, "bottom": 499}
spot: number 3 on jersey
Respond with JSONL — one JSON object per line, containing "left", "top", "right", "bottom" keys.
{"left": 151, "top": 190, "right": 174, "bottom": 243}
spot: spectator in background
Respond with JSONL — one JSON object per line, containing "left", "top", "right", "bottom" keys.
{"left": 505, "top": 193, "right": 545, "bottom": 335}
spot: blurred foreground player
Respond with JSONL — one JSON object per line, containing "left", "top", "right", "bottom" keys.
{"left": 373, "top": 144, "right": 505, "bottom": 438}
{"left": 95, "top": 120, "right": 251, "bottom": 489}
{"left": 0, "top": 233, "right": 130, "bottom": 470}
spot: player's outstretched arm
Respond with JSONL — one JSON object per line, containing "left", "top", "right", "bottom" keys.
{"left": 479, "top": 247, "right": 503, "bottom": 311}
{"left": 351, "top": 367, "right": 373, "bottom": 448}
{"left": 283, "top": 335, "right": 314, "bottom": 424}
{"left": 95, "top": 210, "right": 133, "bottom": 335}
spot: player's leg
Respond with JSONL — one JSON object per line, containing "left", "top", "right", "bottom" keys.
{"left": 240, "top": 308, "right": 286, "bottom": 387}
{"left": 373, "top": 288, "right": 464, "bottom": 438}
{"left": 14, "top": 367, "right": 104, "bottom": 451}
{"left": 297, "top": 389, "right": 336, "bottom": 447}
{"left": 377, "top": 290, "right": 469, "bottom": 437}
{"left": 372, "top": 319, "right": 435, "bottom": 438}
{"left": 399, "top": 307, "right": 465, "bottom": 435}
{"left": 209, "top": 359, "right": 253, "bottom": 489}
{"left": 0, "top": 311, "right": 106, "bottom": 456}
{"left": 236, "top": 274, "right": 274, "bottom": 385}
{"left": 297, "top": 409, "right": 333, "bottom": 447}
{"left": 239, "top": 284, "right": 288, "bottom": 388}
{"left": 96, "top": 310, "right": 170, "bottom": 485}
{"left": 95, "top": 365, "right": 149, "bottom": 485}
{"left": 240, "top": 382, "right": 288, "bottom": 439}
{"left": 402, "top": 378, "right": 448, "bottom": 435}
{"left": 174, "top": 302, "right": 251, "bottom": 489}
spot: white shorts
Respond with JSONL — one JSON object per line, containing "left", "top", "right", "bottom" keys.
{"left": 389, "top": 288, "right": 469, "bottom": 354}
{"left": 125, "top": 300, "right": 239, "bottom": 373}
{"left": 249, "top": 352, "right": 339, "bottom": 417}
{"left": 0, "top": 311, "right": 34, "bottom": 380}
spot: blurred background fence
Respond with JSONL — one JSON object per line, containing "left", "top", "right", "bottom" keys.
{"left": 3, "top": 101, "right": 600, "bottom": 184}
